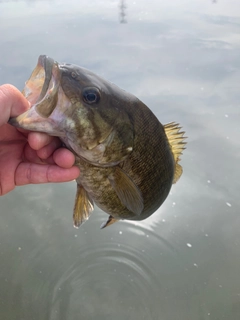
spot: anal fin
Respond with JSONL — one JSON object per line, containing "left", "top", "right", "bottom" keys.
{"left": 100, "top": 215, "right": 118, "bottom": 229}
{"left": 73, "top": 184, "right": 94, "bottom": 228}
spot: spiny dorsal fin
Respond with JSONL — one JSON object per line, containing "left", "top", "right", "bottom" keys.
{"left": 73, "top": 184, "right": 94, "bottom": 228}
{"left": 164, "top": 122, "right": 187, "bottom": 184}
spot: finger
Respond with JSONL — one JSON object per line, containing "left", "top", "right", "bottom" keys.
{"left": 24, "top": 143, "right": 76, "bottom": 168}
{"left": 28, "top": 132, "right": 59, "bottom": 151}
{"left": 15, "top": 163, "right": 80, "bottom": 186}
{"left": 24, "top": 143, "right": 55, "bottom": 164}
{"left": 36, "top": 138, "right": 62, "bottom": 159}
{"left": 52, "top": 148, "right": 76, "bottom": 168}
{"left": 0, "top": 84, "right": 30, "bottom": 125}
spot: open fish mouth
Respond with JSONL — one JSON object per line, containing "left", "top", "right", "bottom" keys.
{"left": 8, "top": 55, "right": 61, "bottom": 132}
{"left": 22, "top": 55, "right": 60, "bottom": 117}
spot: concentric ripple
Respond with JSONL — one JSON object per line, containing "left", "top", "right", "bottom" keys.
{"left": 44, "top": 215, "right": 183, "bottom": 320}
{"left": 48, "top": 243, "right": 159, "bottom": 319}
{"left": 3, "top": 202, "right": 185, "bottom": 320}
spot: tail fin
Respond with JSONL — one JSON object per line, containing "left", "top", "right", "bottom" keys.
{"left": 163, "top": 122, "right": 187, "bottom": 183}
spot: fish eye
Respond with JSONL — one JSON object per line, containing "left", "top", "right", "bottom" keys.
{"left": 82, "top": 87, "right": 100, "bottom": 104}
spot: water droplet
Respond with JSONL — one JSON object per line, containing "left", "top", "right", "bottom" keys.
{"left": 226, "top": 202, "right": 232, "bottom": 207}
{"left": 193, "top": 263, "right": 198, "bottom": 268}
{"left": 207, "top": 180, "right": 211, "bottom": 184}
{"left": 119, "top": 231, "right": 123, "bottom": 235}
{"left": 225, "top": 114, "right": 229, "bottom": 118}
{"left": 18, "top": 247, "right": 22, "bottom": 251}
{"left": 186, "top": 243, "right": 192, "bottom": 248}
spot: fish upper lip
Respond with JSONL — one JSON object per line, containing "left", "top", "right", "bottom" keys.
{"left": 8, "top": 55, "right": 61, "bottom": 128}
{"left": 21, "top": 55, "right": 58, "bottom": 107}
{"left": 8, "top": 55, "right": 62, "bottom": 132}
{"left": 36, "top": 55, "right": 56, "bottom": 102}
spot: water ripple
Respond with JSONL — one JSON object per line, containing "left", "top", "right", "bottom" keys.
{"left": 48, "top": 241, "right": 163, "bottom": 320}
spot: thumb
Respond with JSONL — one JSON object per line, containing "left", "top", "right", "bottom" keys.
{"left": 0, "top": 84, "right": 30, "bottom": 126}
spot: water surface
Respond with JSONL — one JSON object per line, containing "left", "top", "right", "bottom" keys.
{"left": 0, "top": 1, "right": 240, "bottom": 319}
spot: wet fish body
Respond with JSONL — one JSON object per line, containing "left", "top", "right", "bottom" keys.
{"left": 9, "top": 55, "right": 186, "bottom": 228}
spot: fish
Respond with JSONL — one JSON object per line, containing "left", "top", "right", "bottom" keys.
{"left": 9, "top": 55, "right": 186, "bottom": 229}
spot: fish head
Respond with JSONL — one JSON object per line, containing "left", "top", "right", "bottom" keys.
{"left": 9, "top": 55, "right": 134, "bottom": 166}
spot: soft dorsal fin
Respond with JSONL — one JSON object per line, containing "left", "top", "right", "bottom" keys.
{"left": 100, "top": 215, "right": 118, "bottom": 229}
{"left": 164, "top": 122, "right": 187, "bottom": 184}
{"left": 73, "top": 184, "right": 94, "bottom": 228}
{"left": 108, "top": 166, "right": 144, "bottom": 216}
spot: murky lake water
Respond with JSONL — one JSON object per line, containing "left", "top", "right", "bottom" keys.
{"left": 0, "top": 0, "right": 240, "bottom": 319}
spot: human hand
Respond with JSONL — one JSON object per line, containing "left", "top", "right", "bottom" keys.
{"left": 0, "top": 84, "right": 80, "bottom": 195}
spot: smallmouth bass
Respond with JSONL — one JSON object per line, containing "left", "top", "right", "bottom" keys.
{"left": 9, "top": 55, "right": 186, "bottom": 228}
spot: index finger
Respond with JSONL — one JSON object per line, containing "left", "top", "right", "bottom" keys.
{"left": 28, "top": 131, "right": 57, "bottom": 151}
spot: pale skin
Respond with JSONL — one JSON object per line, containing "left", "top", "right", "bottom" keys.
{"left": 0, "top": 84, "right": 80, "bottom": 196}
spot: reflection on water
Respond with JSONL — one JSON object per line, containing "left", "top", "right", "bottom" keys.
{"left": 119, "top": 0, "right": 127, "bottom": 24}
{"left": 0, "top": 0, "right": 240, "bottom": 319}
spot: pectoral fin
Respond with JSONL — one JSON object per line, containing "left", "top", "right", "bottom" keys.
{"left": 73, "top": 184, "right": 94, "bottom": 228}
{"left": 100, "top": 215, "right": 118, "bottom": 229}
{"left": 108, "top": 167, "right": 143, "bottom": 216}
